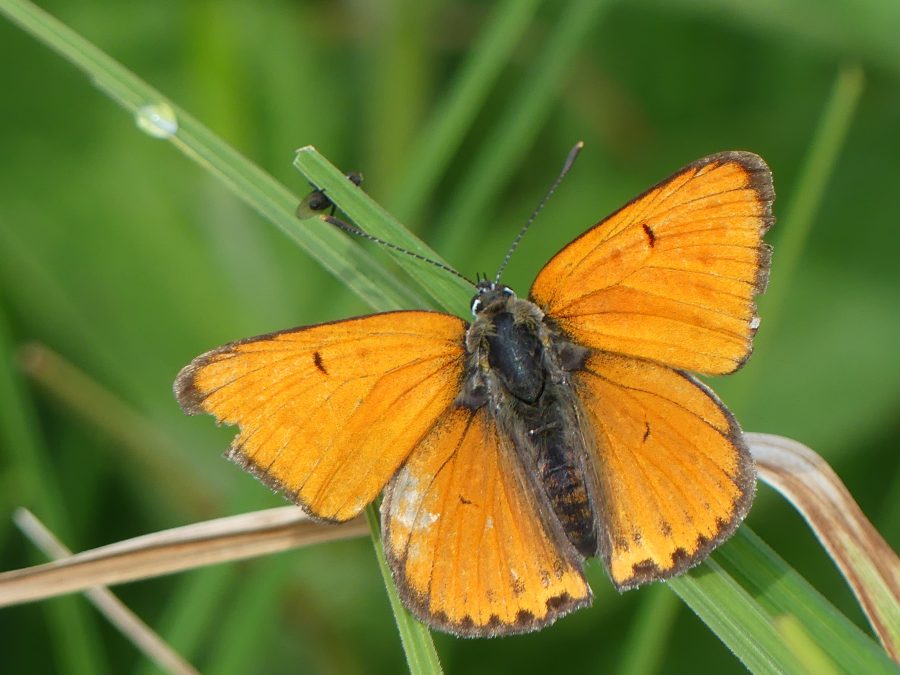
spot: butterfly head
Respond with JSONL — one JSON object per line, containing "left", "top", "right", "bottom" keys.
{"left": 470, "top": 280, "right": 516, "bottom": 318}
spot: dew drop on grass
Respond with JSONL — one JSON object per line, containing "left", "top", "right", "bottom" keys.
{"left": 135, "top": 103, "right": 178, "bottom": 138}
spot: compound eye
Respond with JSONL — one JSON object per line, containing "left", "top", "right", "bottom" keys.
{"left": 470, "top": 298, "right": 483, "bottom": 316}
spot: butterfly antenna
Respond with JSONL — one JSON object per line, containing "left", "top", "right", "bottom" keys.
{"left": 494, "top": 141, "right": 584, "bottom": 284}
{"left": 322, "top": 215, "right": 477, "bottom": 288}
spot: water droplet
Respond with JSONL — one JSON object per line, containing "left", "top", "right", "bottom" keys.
{"left": 135, "top": 103, "right": 178, "bottom": 138}
{"left": 750, "top": 315, "right": 761, "bottom": 330}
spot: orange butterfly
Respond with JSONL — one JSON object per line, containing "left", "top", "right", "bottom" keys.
{"left": 175, "top": 151, "right": 773, "bottom": 636}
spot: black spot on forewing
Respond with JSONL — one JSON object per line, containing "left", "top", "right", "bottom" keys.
{"left": 642, "top": 422, "right": 651, "bottom": 443}
{"left": 642, "top": 223, "right": 656, "bottom": 247}
{"left": 313, "top": 351, "right": 328, "bottom": 375}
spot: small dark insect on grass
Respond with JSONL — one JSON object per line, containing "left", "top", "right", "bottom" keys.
{"left": 296, "top": 171, "right": 363, "bottom": 218}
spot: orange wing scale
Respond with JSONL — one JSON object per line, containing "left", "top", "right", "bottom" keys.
{"left": 575, "top": 353, "right": 754, "bottom": 589}
{"left": 531, "top": 152, "right": 773, "bottom": 375}
{"left": 175, "top": 311, "right": 466, "bottom": 522}
{"left": 382, "top": 407, "right": 591, "bottom": 636}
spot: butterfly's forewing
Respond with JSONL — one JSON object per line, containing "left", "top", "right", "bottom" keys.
{"left": 531, "top": 152, "right": 774, "bottom": 375}
{"left": 575, "top": 353, "right": 754, "bottom": 589}
{"left": 382, "top": 406, "right": 591, "bottom": 636}
{"left": 175, "top": 311, "right": 466, "bottom": 522}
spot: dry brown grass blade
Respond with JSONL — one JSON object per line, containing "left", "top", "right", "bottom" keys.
{"left": 747, "top": 432, "right": 900, "bottom": 660}
{"left": 0, "top": 506, "right": 368, "bottom": 607}
{"left": 14, "top": 508, "right": 199, "bottom": 675}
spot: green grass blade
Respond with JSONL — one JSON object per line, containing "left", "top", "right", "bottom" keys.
{"left": 0, "top": 0, "right": 424, "bottom": 313}
{"left": 389, "top": 0, "right": 543, "bottom": 223}
{"left": 365, "top": 505, "right": 443, "bottom": 675}
{"left": 669, "top": 526, "right": 897, "bottom": 674}
{"left": 774, "top": 615, "right": 842, "bottom": 675}
{"left": 718, "top": 528, "right": 897, "bottom": 674}
{"left": 432, "top": 0, "right": 610, "bottom": 257}
{"left": 294, "top": 146, "right": 473, "bottom": 317}
{"left": 668, "top": 561, "right": 810, "bottom": 674}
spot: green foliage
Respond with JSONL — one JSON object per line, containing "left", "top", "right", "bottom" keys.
{"left": 1, "top": 0, "right": 898, "bottom": 673}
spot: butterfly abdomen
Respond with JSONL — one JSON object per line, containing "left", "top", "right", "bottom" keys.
{"left": 534, "top": 421, "right": 598, "bottom": 558}
{"left": 475, "top": 296, "right": 598, "bottom": 559}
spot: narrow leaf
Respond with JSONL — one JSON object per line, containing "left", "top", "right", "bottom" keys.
{"left": 293, "top": 146, "right": 472, "bottom": 317}
{"left": 748, "top": 432, "right": 900, "bottom": 660}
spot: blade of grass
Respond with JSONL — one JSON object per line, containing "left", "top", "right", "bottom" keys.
{"left": 389, "top": 0, "right": 543, "bottom": 223}
{"left": 751, "top": 432, "right": 900, "bottom": 658}
{"left": 432, "top": 0, "right": 610, "bottom": 257}
{"left": 774, "top": 614, "right": 841, "bottom": 675}
{"left": 0, "top": 0, "right": 425, "bottom": 313}
{"left": 668, "top": 560, "right": 811, "bottom": 674}
{"left": 365, "top": 505, "right": 442, "bottom": 675}
{"left": 717, "top": 528, "right": 897, "bottom": 673}
{"left": 0, "top": 300, "right": 106, "bottom": 674}
{"left": 0, "top": 9, "right": 438, "bottom": 666}
{"left": 294, "top": 146, "right": 473, "bottom": 317}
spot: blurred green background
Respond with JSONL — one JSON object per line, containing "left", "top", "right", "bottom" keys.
{"left": 1, "top": 1, "right": 898, "bottom": 673}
